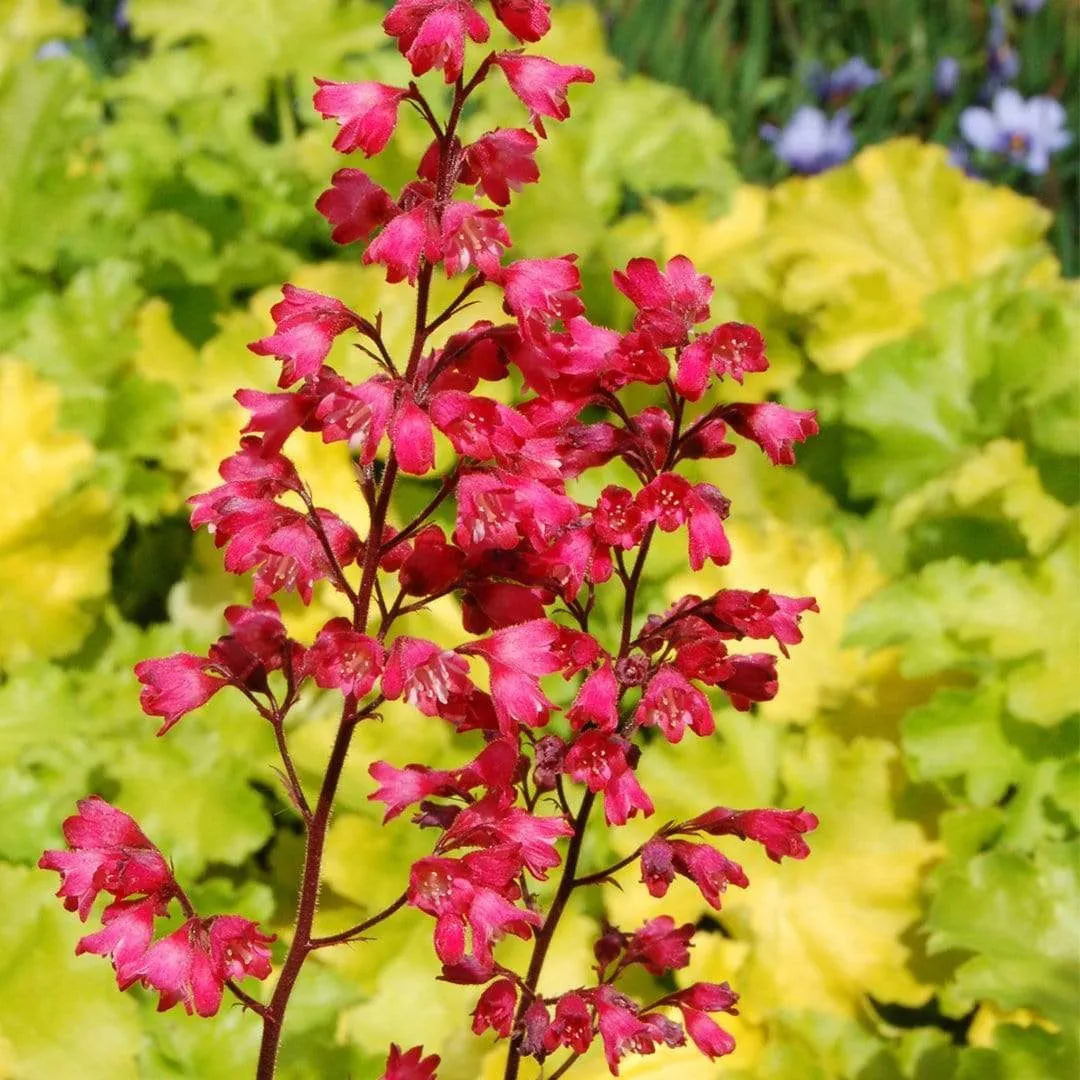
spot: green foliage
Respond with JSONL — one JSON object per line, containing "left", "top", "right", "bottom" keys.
{"left": 0, "top": 2, "right": 1076, "bottom": 1078}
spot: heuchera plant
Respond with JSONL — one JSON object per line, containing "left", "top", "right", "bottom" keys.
{"left": 40, "top": 3, "right": 822, "bottom": 1078}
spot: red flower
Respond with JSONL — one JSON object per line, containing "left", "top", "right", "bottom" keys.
{"left": 592, "top": 485, "right": 646, "bottom": 550}
{"left": 666, "top": 983, "right": 739, "bottom": 1060}
{"left": 439, "top": 202, "right": 511, "bottom": 277}
{"left": 464, "top": 128, "right": 540, "bottom": 205}
{"left": 308, "top": 618, "right": 385, "bottom": 696}
{"left": 313, "top": 79, "right": 408, "bottom": 156}
{"left": 500, "top": 256, "right": 585, "bottom": 332}
{"left": 564, "top": 732, "right": 653, "bottom": 826}
{"left": 548, "top": 991, "right": 594, "bottom": 1054}
{"left": 316, "top": 168, "right": 397, "bottom": 245}
{"left": 566, "top": 660, "right": 619, "bottom": 732}
{"left": 382, "top": 637, "right": 477, "bottom": 720}
{"left": 640, "top": 838, "right": 748, "bottom": 909}
{"left": 491, "top": 0, "right": 551, "bottom": 42}
{"left": 134, "top": 654, "right": 228, "bottom": 734}
{"left": 363, "top": 202, "right": 442, "bottom": 285}
{"left": 622, "top": 915, "right": 696, "bottom": 976}
{"left": 681, "top": 806, "right": 820, "bottom": 863}
{"left": 613, "top": 255, "right": 713, "bottom": 348}
{"left": 720, "top": 402, "right": 819, "bottom": 465}
{"left": 494, "top": 52, "right": 594, "bottom": 137}
{"left": 384, "top": 0, "right": 490, "bottom": 83}
{"left": 39, "top": 798, "right": 174, "bottom": 920}
{"left": 249, "top": 285, "right": 364, "bottom": 386}
{"left": 593, "top": 986, "right": 684, "bottom": 1074}
{"left": 75, "top": 896, "right": 165, "bottom": 987}
{"left": 132, "top": 915, "right": 274, "bottom": 1017}
{"left": 675, "top": 322, "right": 768, "bottom": 400}
{"left": 380, "top": 1043, "right": 441, "bottom": 1080}
{"left": 635, "top": 666, "right": 714, "bottom": 743}
{"left": 711, "top": 588, "right": 819, "bottom": 656}
{"left": 471, "top": 978, "right": 517, "bottom": 1038}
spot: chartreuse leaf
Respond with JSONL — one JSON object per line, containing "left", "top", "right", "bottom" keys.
{"left": 0, "top": 865, "right": 142, "bottom": 1080}
{"left": 128, "top": 0, "right": 386, "bottom": 95}
{"left": 0, "top": 361, "right": 121, "bottom": 668}
{"left": 766, "top": 140, "right": 1052, "bottom": 373}
{"left": 927, "top": 841, "right": 1080, "bottom": 1037}
{"left": 0, "top": 57, "right": 99, "bottom": 273}
{"left": 0, "top": 0, "right": 83, "bottom": 75}
{"left": 848, "top": 522, "right": 1080, "bottom": 726}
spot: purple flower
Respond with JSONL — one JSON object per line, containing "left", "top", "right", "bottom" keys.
{"left": 934, "top": 56, "right": 961, "bottom": 100}
{"left": 35, "top": 39, "right": 71, "bottom": 61}
{"left": 808, "top": 57, "right": 881, "bottom": 103}
{"left": 761, "top": 107, "right": 855, "bottom": 175}
{"left": 960, "top": 88, "right": 1072, "bottom": 174}
{"left": 1012, "top": 0, "right": 1045, "bottom": 14}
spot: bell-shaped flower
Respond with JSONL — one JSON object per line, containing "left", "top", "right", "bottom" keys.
{"left": 716, "top": 652, "right": 778, "bottom": 710}
{"left": 131, "top": 915, "right": 274, "bottom": 1017}
{"left": 494, "top": 52, "right": 594, "bottom": 137}
{"left": 491, "top": 0, "right": 551, "bottom": 42}
{"left": 75, "top": 895, "right": 166, "bottom": 988}
{"left": 622, "top": 915, "right": 696, "bottom": 977}
{"left": 500, "top": 256, "right": 584, "bottom": 332}
{"left": 39, "top": 798, "right": 174, "bottom": 919}
{"left": 440, "top": 202, "right": 510, "bottom": 277}
{"left": 675, "top": 321, "right": 768, "bottom": 400}
{"left": 635, "top": 666, "right": 714, "bottom": 742}
{"left": 471, "top": 978, "right": 518, "bottom": 1038}
{"left": 680, "top": 806, "right": 819, "bottom": 863}
{"left": 720, "top": 402, "right": 818, "bottom": 465}
{"left": 134, "top": 653, "right": 229, "bottom": 734}
{"left": 613, "top": 255, "right": 713, "bottom": 348}
{"left": 567, "top": 660, "right": 619, "bottom": 732}
{"left": 463, "top": 128, "right": 540, "bottom": 205}
{"left": 593, "top": 986, "right": 684, "bottom": 1074}
{"left": 316, "top": 168, "right": 397, "bottom": 245}
{"left": 665, "top": 983, "right": 739, "bottom": 1060}
{"left": 363, "top": 201, "right": 441, "bottom": 284}
{"left": 711, "top": 588, "right": 818, "bottom": 656}
{"left": 249, "top": 285, "right": 365, "bottom": 386}
{"left": 379, "top": 1043, "right": 441, "bottom": 1080}
{"left": 382, "top": 636, "right": 477, "bottom": 719}
{"left": 564, "top": 732, "right": 653, "bottom": 826}
{"left": 313, "top": 79, "right": 408, "bottom": 156}
{"left": 308, "top": 618, "right": 385, "bottom": 696}
{"left": 591, "top": 485, "right": 646, "bottom": 550}
{"left": 384, "top": 0, "right": 490, "bottom": 83}
{"left": 548, "top": 991, "right": 594, "bottom": 1054}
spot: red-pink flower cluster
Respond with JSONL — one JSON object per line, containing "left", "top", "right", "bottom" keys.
{"left": 39, "top": 798, "right": 274, "bottom": 1017}
{"left": 44, "top": 2, "right": 822, "bottom": 1075}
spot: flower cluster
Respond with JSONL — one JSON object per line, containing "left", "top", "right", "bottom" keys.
{"left": 39, "top": 798, "right": 273, "bottom": 1017}
{"left": 42, "top": 2, "right": 821, "bottom": 1076}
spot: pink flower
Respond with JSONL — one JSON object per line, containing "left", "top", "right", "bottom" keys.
{"left": 492, "top": 0, "right": 551, "bottom": 42}
{"left": 471, "top": 978, "right": 517, "bottom": 1038}
{"left": 75, "top": 896, "right": 165, "bottom": 987}
{"left": 593, "top": 986, "right": 683, "bottom": 1074}
{"left": 134, "top": 654, "right": 228, "bottom": 734}
{"left": 382, "top": 636, "right": 477, "bottom": 719}
{"left": 383, "top": 0, "right": 490, "bottom": 82}
{"left": 592, "top": 485, "right": 646, "bottom": 550}
{"left": 429, "top": 392, "right": 532, "bottom": 462}
{"left": 500, "top": 256, "right": 585, "bottom": 332}
{"left": 316, "top": 168, "right": 397, "bottom": 245}
{"left": 675, "top": 322, "right": 768, "bottom": 400}
{"left": 623, "top": 916, "right": 696, "bottom": 976}
{"left": 131, "top": 915, "right": 274, "bottom": 1017}
{"left": 390, "top": 386, "right": 437, "bottom": 474}
{"left": 464, "top": 128, "right": 540, "bottom": 205}
{"left": 235, "top": 386, "right": 320, "bottom": 457}
{"left": 716, "top": 652, "right": 778, "bottom": 710}
{"left": 494, "top": 52, "right": 594, "bottom": 137}
{"left": 666, "top": 983, "right": 739, "bottom": 1060}
{"left": 249, "top": 285, "right": 364, "bottom": 386}
{"left": 308, "top": 618, "right": 385, "bottom": 696}
{"left": 313, "top": 79, "right": 408, "bottom": 156}
{"left": 641, "top": 838, "right": 748, "bottom": 909}
{"left": 39, "top": 798, "right": 174, "bottom": 920}
{"left": 637, "top": 475, "right": 731, "bottom": 571}
{"left": 380, "top": 1044, "right": 441, "bottom": 1080}
{"left": 613, "top": 255, "right": 713, "bottom": 348}
{"left": 363, "top": 202, "right": 442, "bottom": 285}
{"left": 712, "top": 588, "right": 818, "bottom": 656}
{"left": 564, "top": 732, "right": 653, "bottom": 826}
{"left": 720, "top": 402, "right": 819, "bottom": 465}
{"left": 635, "top": 666, "right": 714, "bottom": 742}
{"left": 566, "top": 660, "right": 619, "bottom": 732}
{"left": 681, "top": 806, "right": 819, "bottom": 863}
{"left": 408, "top": 853, "right": 541, "bottom": 966}
{"left": 548, "top": 991, "right": 594, "bottom": 1054}
{"left": 439, "top": 202, "right": 510, "bottom": 277}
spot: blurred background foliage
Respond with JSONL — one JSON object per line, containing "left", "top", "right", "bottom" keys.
{"left": 0, "top": 1, "right": 1076, "bottom": 1078}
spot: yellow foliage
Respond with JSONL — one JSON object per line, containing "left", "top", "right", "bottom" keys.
{"left": 652, "top": 141, "right": 1052, "bottom": 377}
{"left": 0, "top": 360, "right": 118, "bottom": 667}
{"left": 891, "top": 438, "right": 1070, "bottom": 556}
{"left": 0, "top": 0, "right": 83, "bottom": 76}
